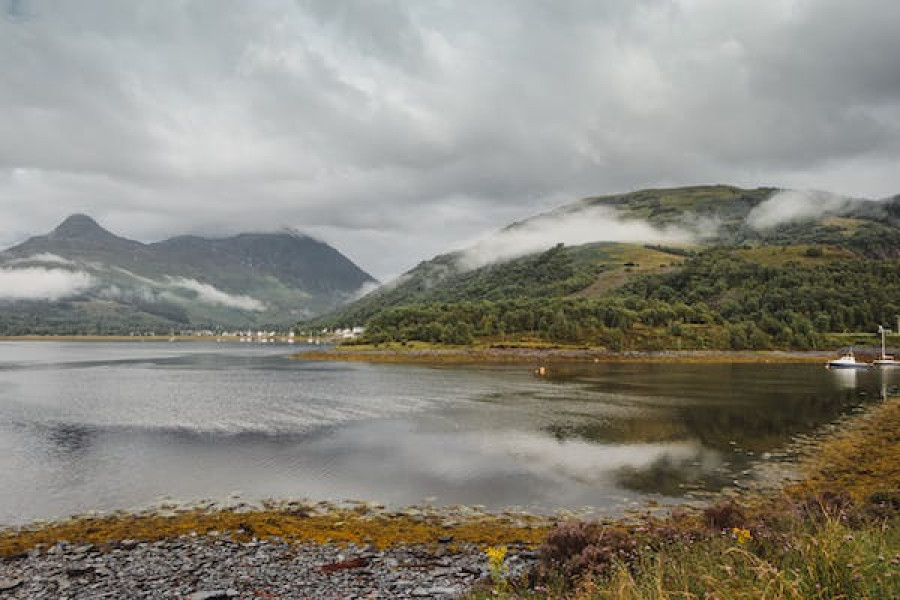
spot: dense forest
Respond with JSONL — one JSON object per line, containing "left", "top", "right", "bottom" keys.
{"left": 310, "top": 242, "right": 685, "bottom": 328}
{"left": 331, "top": 243, "right": 900, "bottom": 351}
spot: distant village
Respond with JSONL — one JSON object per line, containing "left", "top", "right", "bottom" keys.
{"left": 127, "top": 326, "right": 366, "bottom": 343}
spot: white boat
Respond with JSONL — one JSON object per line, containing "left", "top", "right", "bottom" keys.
{"left": 872, "top": 358, "right": 900, "bottom": 366}
{"left": 872, "top": 325, "right": 900, "bottom": 366}
{"left": 827, "top": 351, "right": 870, "bottom": 369}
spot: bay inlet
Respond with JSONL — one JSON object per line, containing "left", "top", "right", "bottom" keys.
{"left": 0, "top": 341, "right": 893, "bottom": 525}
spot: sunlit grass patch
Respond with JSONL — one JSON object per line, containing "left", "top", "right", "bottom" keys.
{"left": 734, "top": 244, "right": 855, "bottom": 266}
{"left": 787, "top": 394, "right": 900, "bottom": 503}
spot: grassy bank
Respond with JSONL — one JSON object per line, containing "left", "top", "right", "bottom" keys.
{"left": 467, "top": 396, "right": 900, "bottom": 599}
{"left": 296, "top": 343, "right": 831, "bottom": 365}
{"left": 0, "top": 502, "right": 553, "bottom": 559}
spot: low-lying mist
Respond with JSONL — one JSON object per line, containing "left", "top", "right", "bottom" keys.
{"left": 166, "top": 277, "right": 267, "bottom": 312}
{"left": 456, "top": 205, "right": 697, "bottom": 270}
{"left": 0, "top": 267, "right": 95, "bottom": 301}
{"left": 0, "top": 257, "right": 268, "bottom": 312}
{"left": 100, "top": 275, "right": 268, "bottom": 312}
{"left": 746, "top": 189, "right": 859, "bottom": 230}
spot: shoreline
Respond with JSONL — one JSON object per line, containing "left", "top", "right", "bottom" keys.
{"left": 0, "top": 337, "right": 853, "bottom": 366}
{"left": 295, "top": 346, "right": 834, "bottom": 365}
{"left": 0, "top": 501, "right": 555, "bottom": 560}
{"left": 0, "top": 335, "right": 242, "bottom": 343}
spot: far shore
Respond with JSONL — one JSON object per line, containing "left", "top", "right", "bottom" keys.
{"left": 0, "top": 337, "right": 866, "bottom": 368}
{"left": 294, "top": 345, "right": 836, "bottom": 365}
{"left": 0, "top": 335, "right": 267, "bottom": 343}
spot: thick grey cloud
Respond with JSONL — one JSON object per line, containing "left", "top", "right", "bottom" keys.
{"left": 1, "top": 0, "right": 898, "bottom": 278}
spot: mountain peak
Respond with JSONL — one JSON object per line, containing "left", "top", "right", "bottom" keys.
{"left": 50, "top": 214, "right": 116, "bottom": 241}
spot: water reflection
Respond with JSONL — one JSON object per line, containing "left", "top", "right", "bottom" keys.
{"left": 613, "top": 449, "right": 727, "bottom": 496}
{"left": 44, "top": 423, "right": 95, "bottom": 456}
{"left": 531, "top": 362, "right": 900, "bottom": 496}
{"left": 829, "top": 367, "right": 858, "bottom": 390}
{"left": 0, "top": 342, "right": 897, "bottom": 525}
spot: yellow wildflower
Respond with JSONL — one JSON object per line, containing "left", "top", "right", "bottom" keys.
{"left": 485, "top": 545, "right": 508, "bottom": 587}
{"left": 731, "top": 527, "right": 753, "bottom": 544}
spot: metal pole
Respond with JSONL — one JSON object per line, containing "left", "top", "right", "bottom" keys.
{"left": 879, "top": 326, "right": 892, "bottom": 359}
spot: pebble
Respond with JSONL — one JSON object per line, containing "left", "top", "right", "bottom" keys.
{"left": 187, "top": 591, "right": 238, "bottom": 600}
{"left": 0, "top": 536, "right": 534, "bottom": 599}
{"left": 0, "top": 577, "right": 23, "bottom": 591}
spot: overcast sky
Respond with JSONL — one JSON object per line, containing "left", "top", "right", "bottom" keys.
{"left": 1, "top": 0, "right": 898, "bottom": 279}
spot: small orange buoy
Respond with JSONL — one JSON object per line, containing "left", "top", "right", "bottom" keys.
{"left": 536, "top": 366, "right": 547, "bottom": 376}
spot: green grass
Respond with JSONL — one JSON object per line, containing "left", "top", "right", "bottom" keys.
{"left": 734, "top": 244, "right": 855, "bottom": 266}
{"left": 604, "top": 518, "right": 895, "bottom": 600}
{"left": 469, "top": 515, "right": 899, "bottom": 600}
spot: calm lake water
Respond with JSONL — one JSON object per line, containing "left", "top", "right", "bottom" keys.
{"left": 0, "top": 342, "right": 895, "bottom": 525}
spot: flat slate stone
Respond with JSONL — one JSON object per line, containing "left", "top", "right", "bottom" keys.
{"left": 186, "top": 590, "right": 237, "bottom": 600}
{"left": 0, "top": 578, "right": 23, "bottom": 591}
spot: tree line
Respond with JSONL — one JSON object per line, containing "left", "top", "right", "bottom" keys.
{"left": 357, "top": 248, "right": 900, "bottom": 350}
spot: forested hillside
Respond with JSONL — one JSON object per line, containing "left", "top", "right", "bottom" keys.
{"left": 306, "top": 186, "right": 900, "bottom": 350}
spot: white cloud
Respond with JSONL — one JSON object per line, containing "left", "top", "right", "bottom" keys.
{"left": 0, "top": 267, "right": 94, "bottom": 300}
{"left": 350, "top": 280, "right": 381, "bottom": 300}
{"left": 0, "top": 1, "right": 899, "bottom": 278}
{"left": 96, "top": 269, "right": 267, "bottom": 311}
{"left": 5, "top": 253, "right": 74, "bottom": 266}
{"left": 746, "top": 189, "right": 856, "bottom": 229}
{"left": 166, "top": 277, "right": 265, "bottom": 311}
{"left": 457, "top": 205, "right": 695, "bottom": 269}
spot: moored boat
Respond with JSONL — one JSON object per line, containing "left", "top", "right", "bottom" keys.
{"left": 872, "top": 325, "right": 900, "bottom": 367}
{"left": 872, "top": 357, "right": 900, "bottom": 366}
{"left": 827, "top": 351, "right": 870, "bottom": 369}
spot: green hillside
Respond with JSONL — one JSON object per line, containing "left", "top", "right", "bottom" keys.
{"left": 313, "top": 242, "right": 687, "bottom": 328}
{"left": 578, "top": 184, "right": 773, "bottom": 230}
{"left": 306, "top": 185, "right": 900, "bottom": 351}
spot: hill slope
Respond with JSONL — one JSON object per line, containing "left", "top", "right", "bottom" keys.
{"left": 310, "top": 185, "right": 900, "bottom": 350}
{"left": 0, "top": 215, "right": 376, "bottom": 334}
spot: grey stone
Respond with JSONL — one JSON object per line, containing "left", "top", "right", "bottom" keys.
{"left": 186, "top": 590, "right": 236, "bottom": 600}
{"left": 0, "top": 578, "right": 23, "bottom": 591}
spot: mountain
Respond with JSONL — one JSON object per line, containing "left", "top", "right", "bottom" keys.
{"left": 0, "top": 215, "right": 377, "bottom": 334}
{"left": 311, "top": 185, "right": 900, "bottom": 351}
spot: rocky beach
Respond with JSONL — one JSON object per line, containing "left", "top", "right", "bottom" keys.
{"left": 0, "top": 537, "right": 535, "bottom": 599}
{"left": 0, "top": 502, "right": 551, "bottom": 599}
